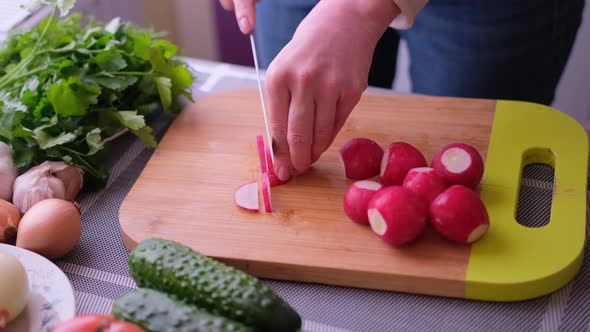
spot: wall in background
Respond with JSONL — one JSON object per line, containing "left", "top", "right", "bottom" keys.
{"left": 552, "top": 2, "right": 590, "bottom": 130}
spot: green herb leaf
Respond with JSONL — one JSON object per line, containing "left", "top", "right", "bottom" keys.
{"left": 131, "top": 126, "right": 157, "bottom": 148}
{"left": 114, "top": 110, "right": 146, "bottom": 130}
{"left": 154, "top": 77, "right": 172, "bottom": 112}
{"left": 35, "top": 130, "right": 77, "bottom": 149}
{"left": 0, "top": 92, "right": 27, "bottom": 140}
{"left": 153, "top": 40, "right": 178, "bottom": 59}
{"left": 94, "top": 50, "right": 127, "bottom": 71}
{"left": 133, "top": 33, "right": 151, "bottom": 60}
{"left": 86, "top": 128, "right": 104, "bottom": 155}
{"left": 93, "top": 75, "right": 137, "bottom": 90}
{"left": 48, "top": 76, "right": 101, "bottom": 117}
{"left": 104, "top": 17, "right": 121, "bottom": 34}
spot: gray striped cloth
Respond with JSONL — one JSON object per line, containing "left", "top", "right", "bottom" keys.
{"left": 53, "top": 61, "right": 590, "bottom": 332}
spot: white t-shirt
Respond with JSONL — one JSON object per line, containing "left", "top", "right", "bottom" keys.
{"left": 390, "top": 0, "right": 429, "bottom": 29}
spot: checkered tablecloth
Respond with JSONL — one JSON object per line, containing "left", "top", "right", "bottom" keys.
{"left": 49, "top": 59, "right": 590, "bottom": 332}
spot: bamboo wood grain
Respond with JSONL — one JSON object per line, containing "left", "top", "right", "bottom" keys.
{"left": 119, "top": 88, "right": 496, "bottom": 298}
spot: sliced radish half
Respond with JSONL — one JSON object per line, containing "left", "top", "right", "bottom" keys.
{"left": 402, "top": 167, "right": 447, "bottom": 207}
{"left": 431, "top": 143, "right": 484, "bottom": 188}
{"left": 339, "top": 138, "right": 384, "bottom": 180}
{"left": 261, "top": 173, "right": 272, "bottom": 213}
{"left": 380, "top": 142, "right": 427, "bottom": 186}
{"left": 429, "top": 185, "right": 489, "bottom": 244}
{"left": 256, "top": 135, "right": 267, "bottom": 174}
{"left": 343, "top": 180, "right": 383, "bottom": 225}
{"left": 367, "top": 186, "right": 427, "bottom": 246}
{"left": 233, "top": 182, "right": 259, "bottom": 212}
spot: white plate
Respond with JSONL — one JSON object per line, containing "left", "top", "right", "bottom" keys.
{"left": 0, "top": 244, "right": 76, "bottom": 332}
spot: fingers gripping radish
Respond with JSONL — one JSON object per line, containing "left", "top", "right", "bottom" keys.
{"left": 257, "top": 134, "right": 288, "bottom": 186}
{"left": 367, "top": 186, "right": 427, "bottom": 246}
{"left": 233, "top": 182, "right": 259, "bottom": 212}
{"left": 339, "top": 138, "right": 384, "bottom": 180}
{"left": 429, "top": 185, "right": 489, "bottom": 244}
{"left": 343, "top": 180, "right": 382, "bottom": 225}
{"left": 431, "top": 143, "right": 484, "bottom": 188}
{"left": 402, "top": 167, "right": 447, "bottom": 207}
{"left": 380, "top": 142, "right": 427, "bottom": 186}
{"left": 266, "top": 146, "right": 288, "bottom": 186}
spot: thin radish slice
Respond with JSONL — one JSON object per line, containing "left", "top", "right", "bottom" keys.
{"left": 233, "top": 182, "right": 259, "bottom": 212}
{"left": 256, "top": 135, "right": 267, "bottom": 174}
{"left": 261, "top": 173, "right": 272, "bottom": 213}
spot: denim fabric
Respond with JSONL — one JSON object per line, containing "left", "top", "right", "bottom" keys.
{"left": 254, "top": 0, "right": 585, "bottom": 105}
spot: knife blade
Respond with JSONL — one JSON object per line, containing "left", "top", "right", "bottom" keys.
{"left": 249, "top": 34, "right": 275, "bottom": 165}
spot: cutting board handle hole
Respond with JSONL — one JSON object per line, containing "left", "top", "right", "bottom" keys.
{"left": 515, "top": 148, "right": 555, "bottom": 228}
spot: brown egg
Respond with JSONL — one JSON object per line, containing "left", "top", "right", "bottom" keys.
{"left": 16, "top": 198, "right": 81, "bottom": 260}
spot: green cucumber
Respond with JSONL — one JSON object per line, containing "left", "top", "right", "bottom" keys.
{"left": 128, "top": 238, "right": 302, "bottom": 332}
{"left": 112, "top": 288, "right": 252, "bottom": 332}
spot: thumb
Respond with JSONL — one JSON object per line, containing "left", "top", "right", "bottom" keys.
{"left": 234, "top": 0, "right": 257, "bottom": 35}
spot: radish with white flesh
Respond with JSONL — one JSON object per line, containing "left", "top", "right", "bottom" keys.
{"left": 343, "top": 180, "right": 382, "bottom": 225}
{"left": 261, "top": 173, "right": 272, "bottom": 212}
{"left": 266, "top": 146, "right": 288, "bottom": 186}
{"left": 429, "top": 185, "right": 489, "bottom": 244}
{"left": 367, "top": 186, "right": 427, "bottom": 246}
{"left": 233, "top": 182, "right": 259, "bottom": 212}
{"left": 380, "top": 142, "right": 427, "bottom": 186}
{"left": 431, "top": 143, "right": 484, "bottom": 188}
{"left": 402, "top": 167, "right": 447, "bottom": 206}
{"left": 256, "top": 135, "right": 267, "bottom": 174}
{"left": 339, "top": 138, "right": 384, "bottom": 180}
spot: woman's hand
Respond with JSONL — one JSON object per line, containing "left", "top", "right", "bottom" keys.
{"left": 218, "top": 0, "right": 260, "bottom": 34}
{"left": 265, "top": 0, "right": 400, "bottom": 180}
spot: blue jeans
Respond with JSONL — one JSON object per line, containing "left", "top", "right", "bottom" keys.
{"left": 254, "top": 0, "right": 585, "bottom": 105}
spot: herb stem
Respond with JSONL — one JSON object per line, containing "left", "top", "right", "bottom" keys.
{"left": 58, "top": 146, "right": 101, "bottom": 177}
{"left": 0, "top": 8, "right": 56, "bottom": 87}
{"left": 0, "top": 67, "right": 47, "bottom": 89}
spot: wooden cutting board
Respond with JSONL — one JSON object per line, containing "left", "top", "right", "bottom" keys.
{"left": 119, "top": 88, "right": 588, "bottom": 301}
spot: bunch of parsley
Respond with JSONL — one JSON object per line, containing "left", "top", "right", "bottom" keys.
{"left": 0, "top": 6, "right": 193, "bottom": 190}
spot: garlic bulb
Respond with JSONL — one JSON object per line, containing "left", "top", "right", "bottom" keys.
{"left": 43, "top": 161, "right": 83, "bottom": 200}
{"left": 0, "top": 142, "right": 17, "bottom": 202}
{"left": 12, "top": 161, "right": 83, "bottom": 214}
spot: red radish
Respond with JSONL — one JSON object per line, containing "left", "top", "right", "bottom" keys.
{"left": 233, "top": 182, "right": 259, "bottom": 212}
{"left": 339, "top": 138, "right": 384, "bottom": 180}
{"left": 256, "top": 135, "right": 267, "bottom": 174}
{"left": 367, "top": 186, "right": 427, "bottom": 246}
{"left": 431, "top": 143, "right": 484, "bottom": 188}
{"left": 266, "top": 146, "right": 289, "bottom": 186}
{"left": 343, "top": 180, "right": 383, "bottom": 225}
{"left": 429, "top": 185, "right": 489, "bottom": 244}
{"left": 402, "top": 167, "right": 447, "bottom": 207}
{"left": 380, "top": 142, "right": 427, "bottom": 186}
{"left": 261, "top": 173, "right": 272, "bottom": 213}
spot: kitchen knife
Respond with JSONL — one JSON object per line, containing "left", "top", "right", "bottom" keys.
{"left": 249, "top": 34, "right": 275, "bottom": 164}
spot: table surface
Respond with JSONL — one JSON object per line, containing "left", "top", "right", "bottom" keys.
{"left": 2, "top": 17, "right": 590, "bottom": 330}
{"left": 56, "top": 57, "right": 590, "bottom": 332}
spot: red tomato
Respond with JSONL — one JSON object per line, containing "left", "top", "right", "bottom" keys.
{"left": 53, "top": 315, "right": 145, "bottom": 332}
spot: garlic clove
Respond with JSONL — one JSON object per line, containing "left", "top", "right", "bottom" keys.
{"left": 0, "top": 142, "right": 17, "bottom": 202}
{"left": 52, "top": 165, "right": 83, "bottom": 201}
{"left": 33, "top": 161, "right": 83, "bottom": 201}
{"left": 12, "top": 163, "right": 67, "bottom": 214}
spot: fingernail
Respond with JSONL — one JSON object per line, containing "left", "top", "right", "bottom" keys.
{"left": 239, "top": 17, "right": 250, "bottom": 33}
{"left": 277, "top": 165, "right": 290, "bottom": 181}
